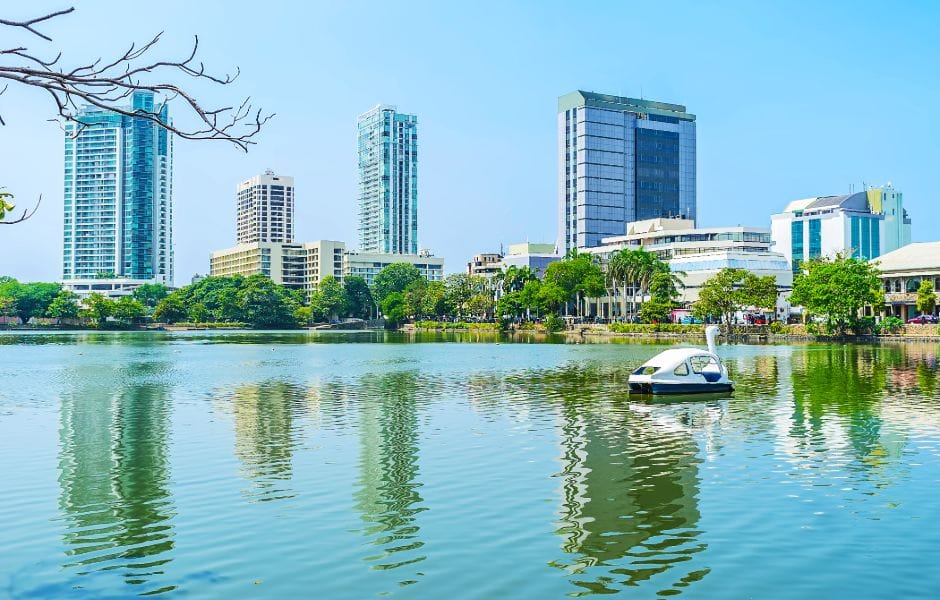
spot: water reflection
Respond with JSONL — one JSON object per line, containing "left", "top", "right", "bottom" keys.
{"left": 229, "top": 382, "right": 306, "bottom": 501}
{"left": 58, "top": 375, "right": 176, "bottom": 595}
{"left": 354, "top": 371, "right": 428, "bottom": 584}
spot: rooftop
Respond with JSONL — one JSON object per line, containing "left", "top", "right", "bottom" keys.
{"left": 874, "top": 242, "right": 940, "bottom": 273}
{"left": 558, "top": 90, "right": 695, "bottom": 121}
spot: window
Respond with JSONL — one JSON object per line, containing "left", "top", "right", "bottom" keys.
{"left": 674, "top": 362, "right": 689, "bottom": 376}
{"left": 690, "top": 355, "right": 717, "bottom": 374}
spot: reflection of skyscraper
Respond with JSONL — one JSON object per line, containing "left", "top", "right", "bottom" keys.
{"left": 58, "top": 381, "right": 175, "bottom": 594}
{"left": 355, "top": 372, "right": 427, "bottom": 577}
{"left": 547, "top": 364, "right": 706, "bottom": 595}
{"left": 230, "top": 382, "right": 304, "bottom": 501}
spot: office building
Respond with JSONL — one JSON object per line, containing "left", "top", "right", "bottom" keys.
{"left": 558, "top": 90, "right": 696, "bottom": 254}
{"left": 344, "top": 249, "right": 444, "bottom": 286}
{"left": 62, "top": 91, "right": 173, "bottom": 294}
{"left": 875, "top": 242, "right": 940, "bottom": 321}
{"left": 585, "top": 218, "right": 792, "bottom": 318}
{"left": 770, "top": 185, "right": 911, "bottom": 273}
{"left": 210, "top": 240, "right": 346, "bottom": 293}
{"left": 358, "top": 105, "right": 418, "bottom": 254}
{"left": 498, "top": 242, "right": 561, "bottom": 276}
{"left": 237, "top": 171, "right": 294, "bottom": 244}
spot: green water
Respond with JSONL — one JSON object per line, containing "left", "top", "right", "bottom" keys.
{"left": 1, "top": 331, "right": 939, "bottom": 598}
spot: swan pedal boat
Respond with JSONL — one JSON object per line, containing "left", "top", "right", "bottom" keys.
{"left": 628, "top": 325, "right": 734, "bottom": 394}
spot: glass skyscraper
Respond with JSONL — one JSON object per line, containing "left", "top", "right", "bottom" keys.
{"left": 557, "top": 90, "right": 696, "bottom": 253}
{"left": 62, "top": 91, "right": 173, "bottom": 285}
{"left": 357, "top": 105, "right": 417, "bottom": 254}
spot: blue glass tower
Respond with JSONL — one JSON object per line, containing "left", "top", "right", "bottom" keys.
{"left": 63, "top": 91, "right": 173, "bottom": 284}
{"left": 357, "top": 105, "right": 418, "bottom": 254}
{"left": 558, "top": 91, "right": 696, "bottom": 253}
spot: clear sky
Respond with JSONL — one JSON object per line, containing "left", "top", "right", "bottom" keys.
{"left": 2, "top": 0, "right": 938, "bottom": 284}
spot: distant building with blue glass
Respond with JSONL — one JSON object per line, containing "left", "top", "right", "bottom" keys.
{"left": 557, "top": 90, "right": 696, "bottom": 254}
{"left": 357, "top": 105, "right": 418, "bottom": 254}
{"left": 62, "top": 91, "right": 173, "bottom": 295}
{"left": 770, "top": 185, "right": 911, "bottom": 273}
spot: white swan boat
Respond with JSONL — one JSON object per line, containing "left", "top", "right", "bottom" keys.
{"left": 628, "top": 325, "right": 734, "bottom": 394}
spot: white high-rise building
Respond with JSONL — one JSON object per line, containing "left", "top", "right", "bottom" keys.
{"left": 236, "top": 171, "right": 294, "bottom": 244}
{"left": 357, "top": 105, "right": 418, "bottom": 254}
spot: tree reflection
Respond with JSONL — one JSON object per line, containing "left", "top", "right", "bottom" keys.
{"left": 58, "top": 379, "right": 175, "bottom": 595}
{"left": 354, "top": 371, "right": 428, "bottom": 581}
{"left": 230, "top": 381, "right": 306, "bottom": 501}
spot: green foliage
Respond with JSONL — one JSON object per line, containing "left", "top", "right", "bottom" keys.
{"left": 543, "top": 314, "right": 565, "bottom": 333}
{"left": 421, "top": 280, "right": 448, "bottom": 318}
{"left": 373, "top": 263, "right": 423, "bottom": 304}
{"left": 917, "top": 280, "right": 937, "bottom": 316}
{"left": 309, "top": 275, "right": 348, "bottom": 322}
{"left": 638, "top": 300, "right": 673, "bottom": 324}
{"left": 81, "top": 293, "right": 113, "bottom": 326}
{"left": 45, "top": 290, "right": 80, "bottom": 321}
{"left": 606, "top": 247, "right": 681, "bottom": 319}
{"left": 153, "top": 295, "right": 186, "bottom": 324}
{"left": 543, "top": 251, "right": 605, "bottom": 317}
{"left": 694, "top": 268, "right": 779, "bottom": 332}
{"left": 789, "top": 255, "right": 882, "bottom": 335}
{"left": 444, "top": 273, "right": 489, "bottom": 317}
{"left": 0, "top": 279, "right": 62, "bottom": 323}
{"left": 132, "top": 283, "right": 169, "bottom": 309}
{"left": 236, "top": 274, "right": 298, "bottom": 328}
{"left": 0, "top": 189, "right": 15, "bottom": 220}
{"left": 343, "top": 276, "right": 374, "bottom": 319}
{"left": 112, "top": 296, "right": 146, "bottom": 325}
{"left": 187, "top": 302, "right": 209, "bottom": 323}
{"left": 878, "top": 316, "right": 905, "bottom": 334}
{"left": 609, "top": 322, "right": 705, "bottom": 334}
{"left": 769, "top": 320, "right": 786, "bottom": 334}
{"left": 494, "top": 265, "right": 538, "bottom": 294}
{"left": 380, "top": 291, "right": 407, "bottom": 325}
{"left": 402, "top": 278, "right": 428, "bottom": 319}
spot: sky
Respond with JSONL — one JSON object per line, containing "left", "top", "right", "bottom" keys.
{"left": 1, "top": 0, "right": 939, "bottom": 285}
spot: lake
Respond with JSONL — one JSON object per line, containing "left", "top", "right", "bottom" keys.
{"left": 1, "top": 331, "right": 939, "bottom": 598}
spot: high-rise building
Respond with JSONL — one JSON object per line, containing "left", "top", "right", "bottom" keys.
{"left": 62, "top": 91, "right": 173, "bottom": 289}
{"left": 236, "top": 171, "right": 294, "bottom": 244}
{"left": 770, "top": 185, "right": 912, "bottom": 273}
{"left": 558, "top": 90, "right": 696, "bottom": 254}
{"left": 357, "top": 105, "right": 418, "bottom": 254}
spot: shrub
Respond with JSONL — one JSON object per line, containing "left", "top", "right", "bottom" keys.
{"left": 543, "top": 314, "right": 565, "bottom": 333}
{"left": 878, "top": 316, "right": 904, "bottom": 335}
{"left": 769, "top": 321, "right": 786, "bottom": 334}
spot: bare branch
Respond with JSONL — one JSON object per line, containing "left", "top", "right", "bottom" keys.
{"left": 0, "top": 7, "right": 75, "bottom": 42}
{"left": 0, "top": 7, "right": 271, "bottom": 151}
{"left": 0, "top": 194, "right": 42, "bottom": 225}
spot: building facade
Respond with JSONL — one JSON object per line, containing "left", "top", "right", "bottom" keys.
{"left": 467, "top": 253, "right": 503, "bottom": 277}
{"left": 498, "top": 242, "right": 561, "bottom": 276}
{"left": 875, "top": 242, "right": 940, "bottom": 321}
{"left": 344, "top": 249, "right": 444, "bottom": 286}
{"left": 236, "top": 171, "right": 294, "bottom": 244}
{"left": 585, "top": 218, "right": 792, "bottom": 318}
{"left": 770, "top": 186, "right": 911, "bottom": 273}
{"left": 558, "top": 90, "right": 696, "bottom": 254}
{"left": 63, "top": 91, "right": 173, "bottom": 291}
{"left": 358, "top": 105, "right": 418, "bottom": 254}
{"left": 210, "top": 240, "right": 346, "bottom": 293}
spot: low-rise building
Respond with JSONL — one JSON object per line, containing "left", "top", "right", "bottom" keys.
{"left": 770, "top": 185, "right": 911, "bottom": 272}
{"left": 344, "top": 249, "right": 445, "bottom": 286}
{"left": 64, "top": 278, "right": 160, "bottom": 300}
{"left": 585, "top": 218, "right": 793, "bottom": 319}
{"left": 498, "top": 242, "right": 560, "bottom": 276}
{"left": 467, "top": 253, "right": 503, "bottom": 277}
{"left": 209, "top": 240, "right": 346, "bottom": 293}
{"left": 874, "top": 242, "right": 940, "bottom": 321}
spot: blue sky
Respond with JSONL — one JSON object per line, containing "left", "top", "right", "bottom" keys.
{"left": 2, "top": 0, "right": 938, "bottom": 284}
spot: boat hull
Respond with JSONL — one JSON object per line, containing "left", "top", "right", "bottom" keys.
{"left": 629, "top": 381, "right": 734, "bottom": 395}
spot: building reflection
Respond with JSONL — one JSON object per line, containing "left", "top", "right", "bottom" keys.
{"left": 354, "top": 371, "right": 428, "bottom": 579}
{"left": 58, "top": 374, "right": 175, "bottom": 595}
{"left": 533, "top": 364, "right": 709, "bottom": 595}
{"left": 230, "top": 381, "right": 307, "bottom": 501}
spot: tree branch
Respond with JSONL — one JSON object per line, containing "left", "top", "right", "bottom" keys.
{"left": 0, "top": 194, "right": 41, "bottom": 225}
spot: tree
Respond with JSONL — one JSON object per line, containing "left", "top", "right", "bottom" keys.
{"left": 917, "top": 280, "right": 937, "bottom": 317}
{"left": 132, "top": 283, "right": 169, "bottom": 310}
{"left": 403, "top": 279, "right": 428, "bottom": 319}
{"left": 380, "top": 292, "right": 407, "bottom": 326}
{"left": 236, "top": 274, "right": 297, "bottom": 328}
{"left": 788, "top": 255, "right": 882, "bottom": 334}
{"left": 638, "top": 271, "right": 681, "bottom": 323}
{"left": 187, "top": 302, "right": 209, "bottom": 324}
{"left": 543, "top": 251, "right": 604, "bottom": 318}
{"left": 444, "top": 274, "right": 487, "bottom": 318}
{"left": 45, "top": 289, "right": 79, "bottom": 322}
{"left": 421, "top": 280, "right": 448, "bottom": 318}
{"left": 9, "top": 281, "right": 61, "bottom": 324}
{"left": 537, "top": 281, "right": 568, "bottom": 315}
{"left": 311, "top": 275, "right": 347, "bottom": 322}
{"left": 344, "top": 276, "right": 374, "bottom": 320}
{"left": 153, "top": 295, "right": 187, "bottom": 324}
{"left": 82, "top": 293, "right": 113, "bottom": 327}
{"left": 373, "top": 264, "right": 423, "bottom": 305}
{"left": 694, "top": 268, "right": 779, "bottom": 333}
{"left": 112, "top": 296, "right": 146, "bottom": 325}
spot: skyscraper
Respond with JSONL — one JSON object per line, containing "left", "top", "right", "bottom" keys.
{"left": 236, "top": 171, "right": 294, "bottom": 244}
{"left": 62, "top": 91, "right": 173, "bottom": 287}
{"left": 558, "top": 90, "right": 696, "bottom": 253}
{"left": 357, "top": 105, "right": 418, "bottom": 254}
